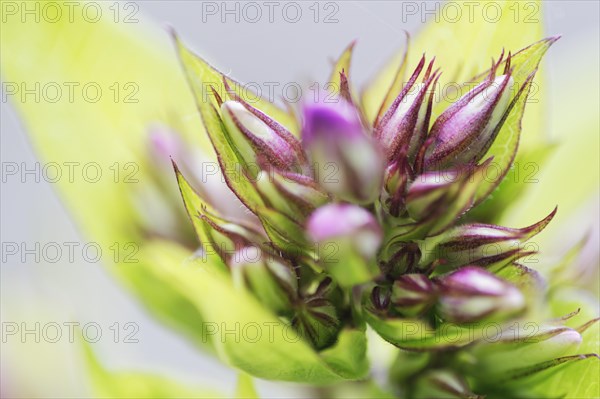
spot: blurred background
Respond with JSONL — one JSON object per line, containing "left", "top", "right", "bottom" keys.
{"left": 1, "top": 1, "right": 599, "bottom": 397}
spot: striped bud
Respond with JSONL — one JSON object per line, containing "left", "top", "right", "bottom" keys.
{"left": 375, "top": 56, "right": 437, "bottom": 162}
{"left": 221, "top": 100, "right": 305, "bottom": 172}
{"left": 381, "top": 157, "right": 413, "bottom": 218}
{"left": 390, "top": 274, "right": 436, "bottom": 317}
{"left": 427, "top": 208, "right": 556, "bottom": 269}
{"left": 424, "top": 73, "right": 515, "bottom": 170}
{"left": 292, "top": 296, "right": 340, "bottom": 350}
{"left": 436, "top": 266, "right": 526, "bottom": 323}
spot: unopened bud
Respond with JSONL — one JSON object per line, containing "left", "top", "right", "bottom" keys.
{"left": 405, "top": 162, "right": 489, "bottom": 236}
{"left": 380, "top": 242, "right": 422, "bottom": 277}
{"left": 306, "top": 203, "right": 382, "bottom": 286}
{"left": 436, "top": 266, "right": 525, "bottom": 323}
{"left": 381, "top": 158, "right": 412, "bottom": 218}
{"left": 424, "top": 74, "right": 515, "bottom": 170}
{"left": 405, "top": 168, "right": 464, "bottom": 221}
{"left": 292, "top": 297, "right": 340, "bottom": 350}
{"left": 375, "top": 57, "right": 437, "bottom": 162}
{"left": 429, "top": 208, "right": 556, "bottom": 269}
{"left": 302, "top": 97, "right": 384, "bottom": 204}
{"left": 391, "top": 274, "right": 436, "bottom": 317}
{"left": 221, "top": 100, "right": 305, "bottom": 172}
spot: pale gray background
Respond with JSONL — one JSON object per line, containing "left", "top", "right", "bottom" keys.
{"left": 1, "top": 1, "right": 599, "bottom": 397}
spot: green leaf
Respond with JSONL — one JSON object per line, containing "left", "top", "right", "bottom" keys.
{"left": 126, "top": 240, "right": 217, "bottom": 351}
{"left": 83, "top": 339, "right": 222, "bottom": 398}
{"left": 319, "top": 328, "right": 369, "bottom": 379}
{"left": 532, "top": 323, "right": 599, "bottom": 398}
{"left": 157, "top": 249, "right": 368, "bottom": 384}
{"left": 363, "top": 304, "right": 481, "bottom": 350}
{"left": 495, "top": 354, "right": 599, "bottom": 399}
{"left": 1, "top": 1, "right": 209, "bottom": 246}
{"left": 466, "top": 144, "right": 556, "bottom": 223}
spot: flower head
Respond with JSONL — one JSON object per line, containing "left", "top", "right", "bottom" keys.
{"left": 167, "top": 34, "right": 598, "bottom": 397}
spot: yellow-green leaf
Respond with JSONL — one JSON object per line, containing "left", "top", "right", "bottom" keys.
{"left": 83, "top": 339, "right": 222, "bottom": 398}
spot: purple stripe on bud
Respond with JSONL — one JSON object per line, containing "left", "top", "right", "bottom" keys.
{"left": 375, "top": 57, "right": 438, "bottom": 162}
{"left": 436, "top": 266, "right": 525, "bottom": 323}
{"left": 391, "top": 274, "right": 436, "bottom": 317}
{"left": 433, "top": 208, "right": 556, "bottom": 268}
{"left": 221, "top": 100, "right": 305, "bottom": 171}
{"left": 424, "top": 73, "right": 515, "bottom": 170}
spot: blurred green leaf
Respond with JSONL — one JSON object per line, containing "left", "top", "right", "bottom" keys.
{"left": 363, "top": 304, "right": 480, "bottom": 350}
{"left": 130, "top": 239, "right": 219, "bottom": 350}
{"left": 0, "top": 1, "right": 208, "bottom": 245}
{"left": 0, "top": 0, "right": 220, "bottom": 351}
{"left": 235, "top": 373, "right": 259, "bottom": 399}
{"left": 319, "top": 328, "right": 369, "bottom": 379}
{"left": 83, "top": 339, "right": 222, "bottom": 398}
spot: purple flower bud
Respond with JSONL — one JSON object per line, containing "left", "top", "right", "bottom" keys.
{"left": 424, "top": 73, "right": 515, "bottom": 170}
{"left": 436, "top": 266, "right": 525, "bottom": 323}
{"left": 375, "top": 57, "right": 438, "bottom": 162}
{"left": 382, "top": 157, "right": 413, "bottom": 217}
{"left": 306, "top": 203, "right": 382, "bottom": 286}
{"left": 405, "top": 168, "right": 464, "bottom": 221}
{"left": 430, "top": 208, "right": 556, "bottom": 269}
{"left": 307, "top": 203, "right": 382, "bottom": 259}
{"left": 302, "top": 97, "right": 384, "bottom": 204}
{"left": 404, "top": 162, "right": 489, "bottom": 236}
{"left": 221, "top": 100, "right": 306, "bottom": 172}
{"left": 390, "top": 274, "right": 436, "bottom": 317}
